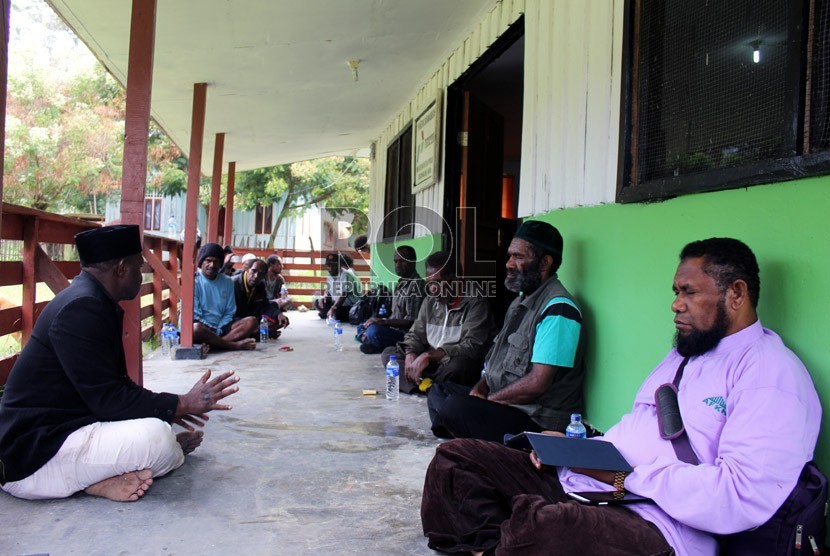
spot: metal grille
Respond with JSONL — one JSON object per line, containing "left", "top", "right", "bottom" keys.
{"left": 634, "top": 0, "right": 792, "bottom": 184}
{"left": 810, "top": 0, "right": 830, "bottom": 150}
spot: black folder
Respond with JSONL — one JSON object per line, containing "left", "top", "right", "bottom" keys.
{"left": 523, "top": 432, "right": 634, "bottom": 472}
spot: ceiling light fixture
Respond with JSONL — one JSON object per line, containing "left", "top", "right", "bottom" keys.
{"left": 751, "top": 40, "right": 761, "bottom": 64}
{"left": 346, "top": 59, "right": 361, "bottom": 82}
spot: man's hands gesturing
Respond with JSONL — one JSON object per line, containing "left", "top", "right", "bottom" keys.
{"left": 176, "top": 369, "right": 240, "bottom": 428}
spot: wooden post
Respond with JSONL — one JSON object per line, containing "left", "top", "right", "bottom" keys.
{"left": 167, "top": 237, "right": 179, "bottom": 325}
{"left": 152, "top": 236, "right": 163, "bottom": 336}
{"left": 0, "top": 0, "right": 10, "bottom": 230}
{"left": 224, "top": 161, "right": 236, "bottom": 247}
{"left": 180, "top": 83, "right": 208, "bottom": 348}
{"left": 207, "top": 132, "right": 224, "bottom": 243}
{"left": 21, "top": 216, "right": 37, "bottom": 344}
{"left": 120, "top": 0, "right": 157, "bottom": 385}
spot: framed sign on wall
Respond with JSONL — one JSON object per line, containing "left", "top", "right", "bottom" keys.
{"left": 412, "top": 91, "right": 443, "bottom": 194}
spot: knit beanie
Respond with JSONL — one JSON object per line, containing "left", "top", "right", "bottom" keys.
{"left": 198, "top": 242, "right": 226, "bottom": 267}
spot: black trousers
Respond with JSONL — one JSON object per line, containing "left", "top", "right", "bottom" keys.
{"left": 421, "top": 438, "right": 674, "bottom": 555}
{"left": 315, "top": 298, "right": 351, "bottom": 322}
{"left": 427, "top": 382, "right": 548, "bottom": 442}
{"left": 381, "top": 347, "right": 482, "bottom": 394}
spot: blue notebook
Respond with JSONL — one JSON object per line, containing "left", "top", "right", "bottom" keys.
{"left": 522, "top": 432, "right": 634, "bottom": 472}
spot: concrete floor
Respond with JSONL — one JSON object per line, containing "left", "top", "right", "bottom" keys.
{"left": 0, "top": 311, "right": 441, "bottom": 556}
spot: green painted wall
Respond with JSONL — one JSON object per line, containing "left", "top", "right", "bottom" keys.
{"left": 371, "top": 234, "right": 441, "bottom": 285}
{"left": 374, "top": 175, "right": 829, "bottom": 472}
{"left": 541, "top": 176, "right": 830, "bottom": 473}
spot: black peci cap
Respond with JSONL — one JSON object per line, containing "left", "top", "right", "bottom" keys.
{"left": 75, "top": 225, "right": 142, "bottom": 266}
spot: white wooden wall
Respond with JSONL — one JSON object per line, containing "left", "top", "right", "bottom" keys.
{"left": 369, "top": 0, "right": 525, "bottom": 239}
{"left": 519, "top": 0, "right": 623, "bottom": 216}
{"left": 370, "top": 0, "right": 624, "bottom": 232}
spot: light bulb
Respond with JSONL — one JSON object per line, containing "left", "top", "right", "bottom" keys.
{"left": 753, "top": 47, "right": 760, "bottom": 64}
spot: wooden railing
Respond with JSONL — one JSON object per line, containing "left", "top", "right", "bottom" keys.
{"left": 0, "top": 209, "right": 371, "bottom": 387}
{"left": 0, "top": 203, "right": 182, "bottom": 385}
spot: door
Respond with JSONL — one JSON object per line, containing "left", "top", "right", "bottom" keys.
{"left": 459, "top": 91, "right": 503, "bottom": 282}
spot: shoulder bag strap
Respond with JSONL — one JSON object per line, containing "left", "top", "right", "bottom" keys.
{"left": 669, "top": 357, "right": 699, "bottom": 465}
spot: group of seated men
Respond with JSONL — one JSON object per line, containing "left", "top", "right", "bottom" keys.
{"left": 191, "top": 242, "right": 290, "bottom": 351}
{"left": 0, "top": 222, "right": 822, "bottom": 556}
{"left": 361, "top": 221, "right": 588, "bottom": 444}
{"left": 418, "top": 236, "right": 821, "bottom": 556}
{"left": 354, "top": 223, "right": 821, "bottom": 555}
{"left": 311, "top": 252, "right": 363, "bottom": 322}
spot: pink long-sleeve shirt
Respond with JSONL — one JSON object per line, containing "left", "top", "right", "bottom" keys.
{"left": 559, "top": 320, "right": 821, "bottom": 556}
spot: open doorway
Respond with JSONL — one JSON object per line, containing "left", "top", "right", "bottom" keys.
{"left": 444, "top": 18, "right": 524, "bottom": 325}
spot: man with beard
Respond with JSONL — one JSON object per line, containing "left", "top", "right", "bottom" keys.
{"left": 0, "top": 226, "right": 241, "bottom": 502}
{"left": 231, "top": 258, "right": 289, "bottom": 339}
{"left": 427, "top": 220, "right": 586, "bottom": 440}
{"left": 192, "top": 243, "right": 257, "bottom": 351}
{"left": 419, "top": 238, "right": 821, "bottom": 556}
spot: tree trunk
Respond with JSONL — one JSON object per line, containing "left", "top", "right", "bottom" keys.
{"left": 266, "top": 196, "right": 289, "bottom": 248}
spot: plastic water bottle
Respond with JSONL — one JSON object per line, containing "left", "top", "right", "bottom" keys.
{"left": 378, "top": 303, "right": 388, "bottom": 318}
{"left": 566, "top": 413, "right": 587, "bottom": 438}
{"left": 160, "top": 324, "right": 170, "bottom": 355}
{"left": 333, "top": 320, "right": 343, "bottom": 351}
{"left": 386, "top": 355, "right": 400, "bottom": 401}
{"left": 170, "top": 324, "right": 179, "bottom": 348}
{"left": 280, "top": 285, "right": 288, "bottom": 300}
{"left": 326, "top": 314, "right": 336, "bottom": 327}
{"left": 259, "top": 316, "right": 269, "bottom": 343}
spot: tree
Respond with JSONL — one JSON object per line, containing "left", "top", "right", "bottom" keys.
{"left": 4, "top": 65, "right": 126, "bottom": 213}
{"left": 146, "top": 124, "right": 188, "bottom": 198}
{"left": 4, "top": 62, "right": 187, "bottom": 214}
{"left": 231, "top": 156, "right": 370, "bottom": 248}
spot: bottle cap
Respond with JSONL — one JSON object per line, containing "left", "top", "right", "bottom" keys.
{"left": 389, "top": 355, "right": 396, "bottom": 361}
{"left": 570, "top": 413, "right": 582, "bottom": 422}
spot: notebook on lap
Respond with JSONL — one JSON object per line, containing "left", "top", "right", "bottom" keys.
{"left": 522, "top": 432, "right": 634, "bottom": 472}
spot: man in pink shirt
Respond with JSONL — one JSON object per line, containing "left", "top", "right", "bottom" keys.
{"left": 420, "top": 238, "right": 821, "bottom": 556}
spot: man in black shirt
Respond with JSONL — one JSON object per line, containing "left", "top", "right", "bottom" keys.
{"left": 0, "top": 225, "right": 240, "bottom": 502}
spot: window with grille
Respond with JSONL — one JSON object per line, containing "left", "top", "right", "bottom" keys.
{"left": 255, "top": 204, "right": 273, "bottom": 235}
{"left": 383, "top": 125, "right": 414, "bottom": 240}
{"left": 618, "top": 0, "right": 830, "bottom": 202}
{"left": 144, "top": 198, "right": 162, "bottom": 231}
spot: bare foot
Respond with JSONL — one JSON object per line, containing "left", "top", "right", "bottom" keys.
{"left": 84, "top": 469, "right": 153, "bottom": 502}
{"left": 234, "top": 338, "right": 257, "bottom": 351}
{"left": 177, "top": 430, "right": 204, "bottom": 455}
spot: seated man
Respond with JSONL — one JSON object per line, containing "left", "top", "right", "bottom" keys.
{"left": 231, "top": 257, "right": 289, "bottom": 338}
{"left": 427, "top": 221, "right": 586, "bottom": 440}
{"left": 420, "top": 238, "right": 821, "bottom": 556}
{"left": 219, "top": 244, "right": 235, "bottom": 276}
{"left": 313, "top": 252, "right": 362, "bottom": 322}
{"left": 0, "top": 225, "right": 241, "bottom": 502}
{"left": 382, "top": 251, "right": 497, "bottom": 394}
{"left": 354, "top": 234, "right": 369, "bottom": 256}
{"left": 264, "top": 255, "right": 292, "bottom": 311}
{"left": 358, "top": 245, "right": 425, "bottom": 354}
{"left": 192, "top": 242, "right": 257, "bottom": 350}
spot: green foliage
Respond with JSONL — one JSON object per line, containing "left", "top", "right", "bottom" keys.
{"left": 233, "top": 156, "right": 370, "bottom": 247}
{"left": 147, "top": 125, "right": 188, "bottom": 198}
{"left": 4, "top": 65, "right": 125, "bottom": 213}
{"left": 4, "top": 63, "right": 183, "bottom": 215}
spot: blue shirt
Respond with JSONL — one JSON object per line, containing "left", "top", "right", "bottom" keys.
{"left": 193, "top": 271, "right": 236, "bottom": 331}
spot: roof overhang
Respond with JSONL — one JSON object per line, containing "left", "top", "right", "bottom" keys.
{"left": 46, "top": 0, "right": 494, "bottom": 174}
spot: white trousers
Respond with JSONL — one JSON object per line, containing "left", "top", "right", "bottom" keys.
{"left": 1, "top": 418, "right": 184, "bottom": 500}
